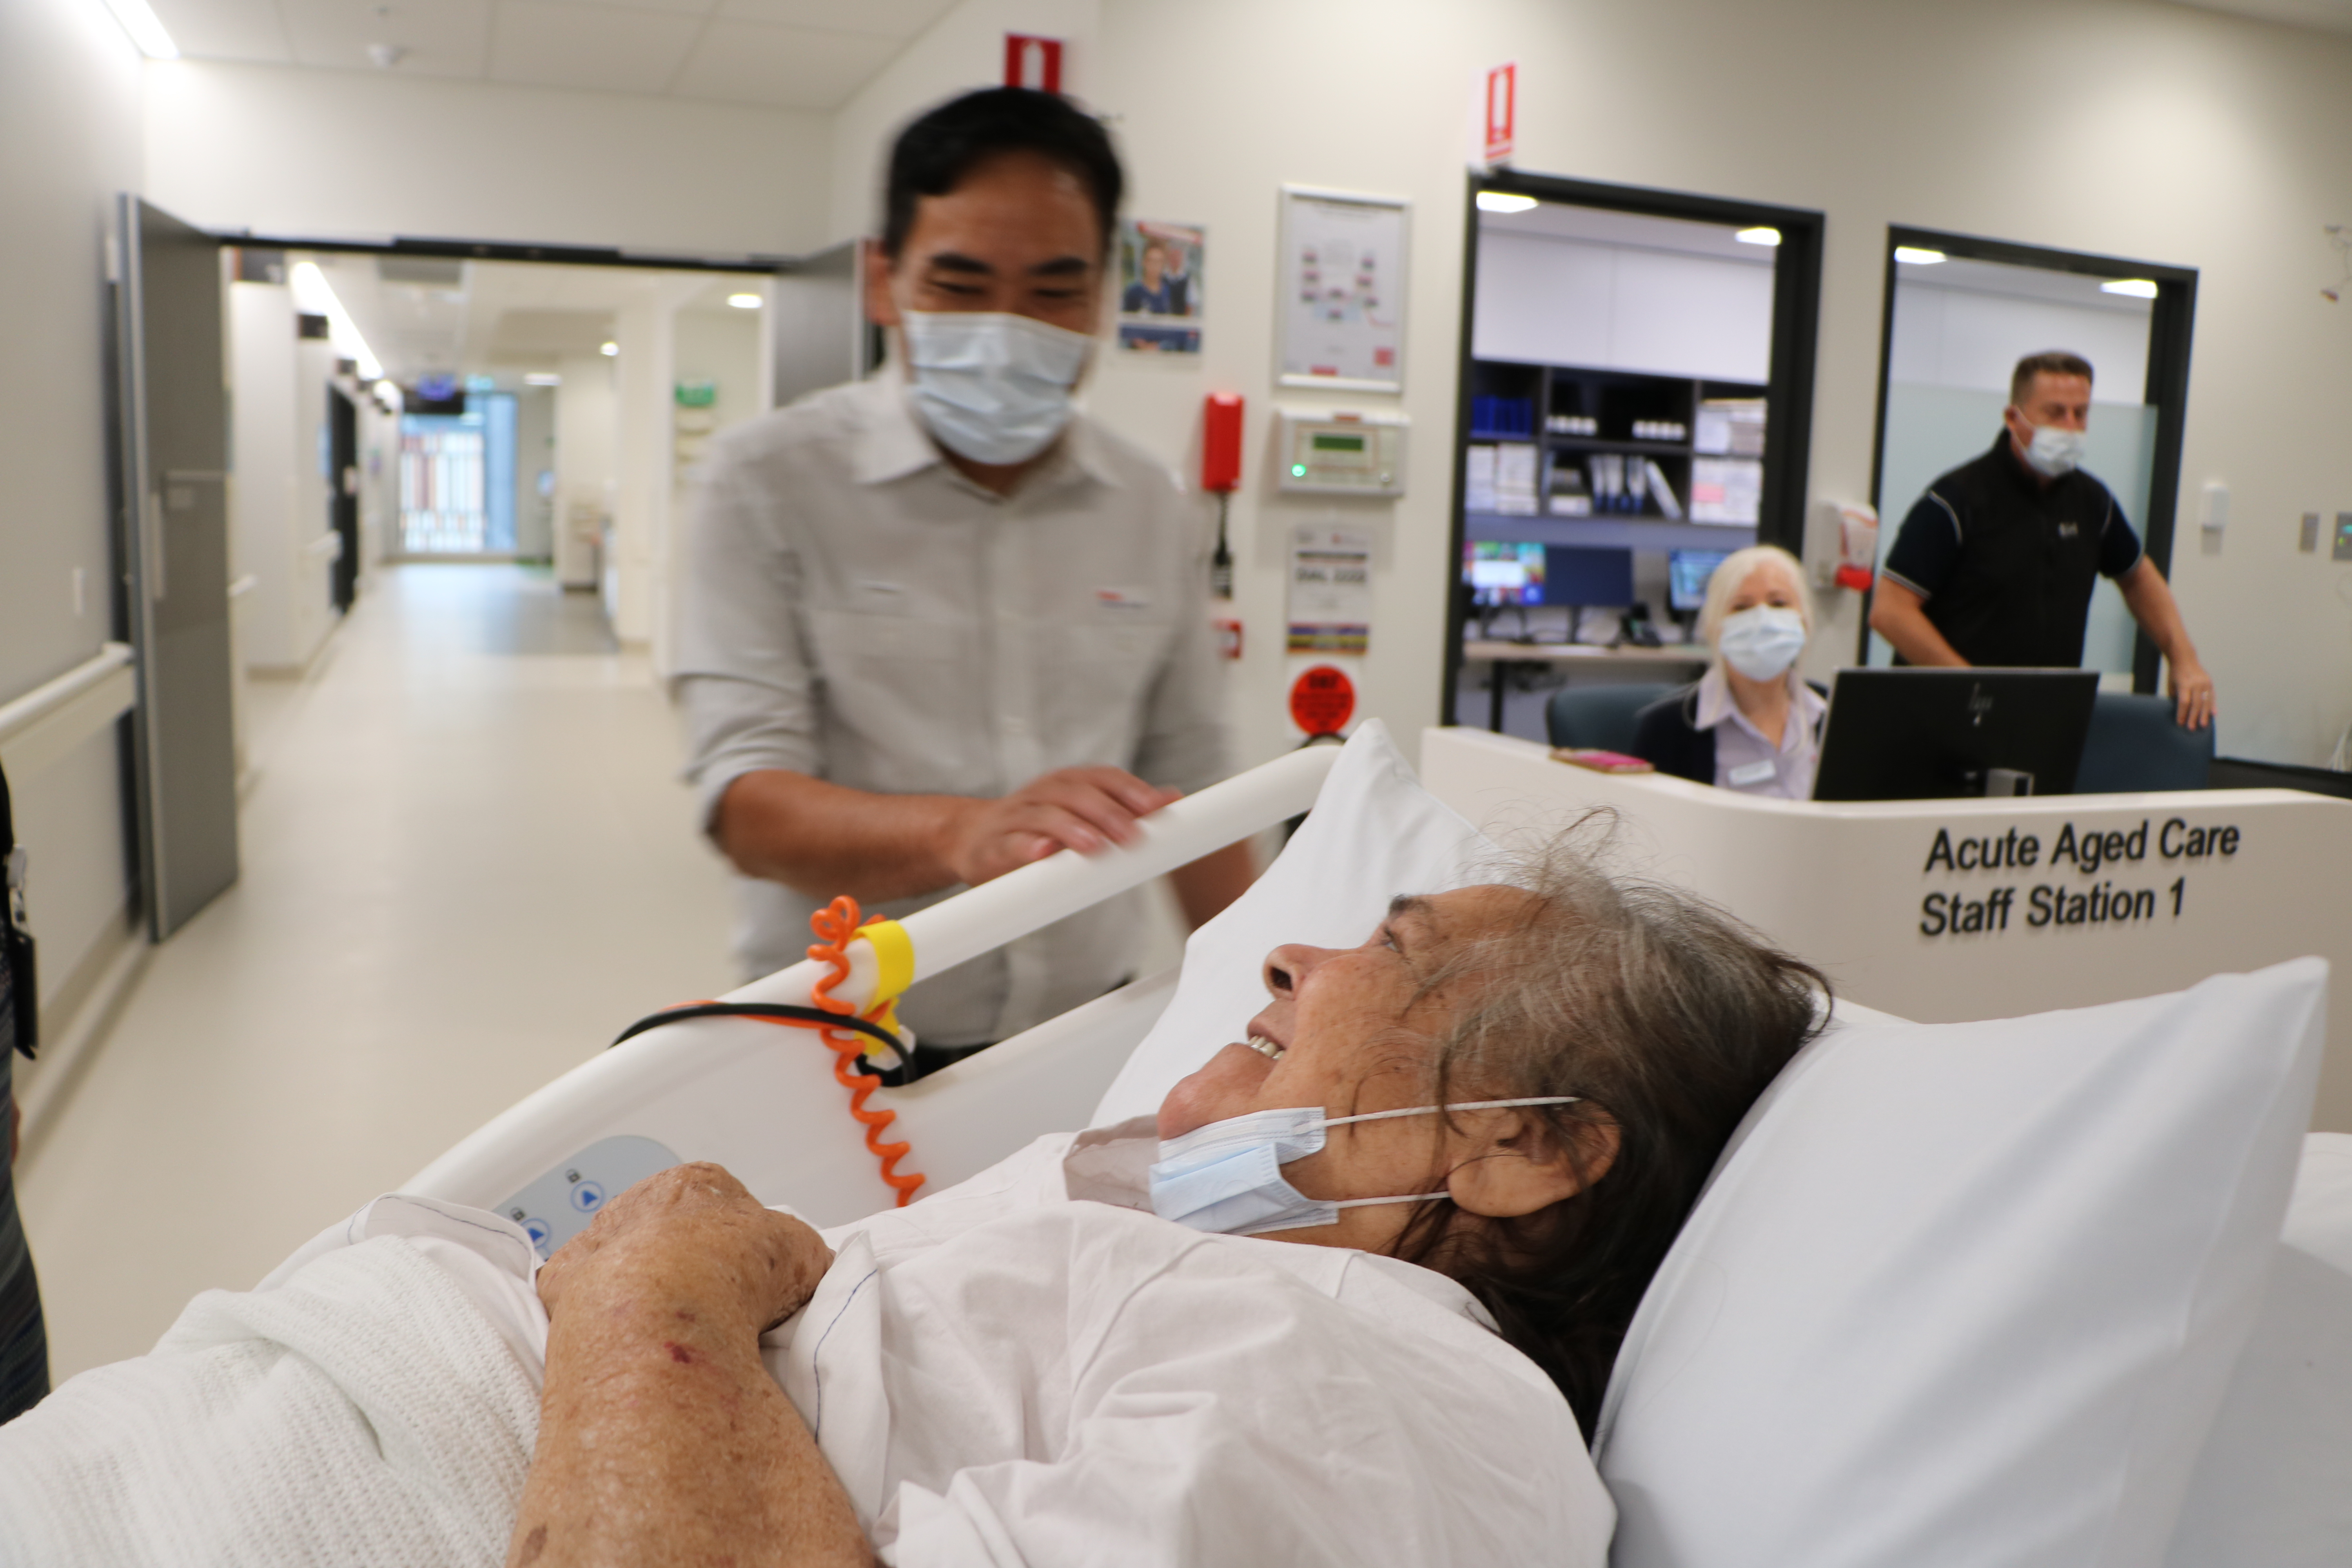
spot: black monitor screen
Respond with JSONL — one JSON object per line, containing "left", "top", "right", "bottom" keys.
{"left": 1543, "top": 545, "right": 1634, "bottom": 607}
{"left": 1813, "top": 668, "right": 2101, "bottom": 801}
{"left": 1668, "top": 549, "right": 1732, "bottom": 613}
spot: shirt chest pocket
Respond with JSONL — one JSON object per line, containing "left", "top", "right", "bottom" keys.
{"left": 1049, "top": 621, "right": 1168, "bottom": 710}
{"left": 808, "top": 609, "right": 965, "bottom": 665}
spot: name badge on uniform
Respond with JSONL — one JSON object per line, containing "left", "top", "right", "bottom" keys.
{"left": 1728, "top": 758, "right": 1778, "bottom": 788}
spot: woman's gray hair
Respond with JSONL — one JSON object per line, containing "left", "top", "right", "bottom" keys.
{"left": 1388, "top": 818, "right": 1828, "bottom": 1436}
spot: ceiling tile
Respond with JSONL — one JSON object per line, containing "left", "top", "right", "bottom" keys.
{"left": 522, "top": 0, "right": 719, "bottom": 18}
{"left": 149, "top": 0, "right": 296, "bottom": 61}
{"left": 488, "top": 0, "right": 704, "bottom": 93}
{"left": 713, "top": 0, "right": 954, "bottom": 38}
{"left": 280, "top": 0, "right": 494, "bottom": 78}
{"left": 669, "top": 19, "right": 900, "bottom": 108}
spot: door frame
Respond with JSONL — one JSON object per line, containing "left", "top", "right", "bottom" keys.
{"left": 1443, "top": 170, "right": 1826, "bottom": 728}
{"left": 1862, "top": 225, "right": 2199, "bottom": 692}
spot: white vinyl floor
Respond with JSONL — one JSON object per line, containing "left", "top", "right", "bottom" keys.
{"left": 18, "top": 566, "right": 740, "bottom": 1381}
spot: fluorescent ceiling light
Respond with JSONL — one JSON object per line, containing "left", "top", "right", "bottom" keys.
{"left": 1893, "top": 246, "right": 1946, "bottom": 265}
{"left": 2101, "top": 278, "right": 2160, "bottom": 298}
{"left": 1735, "top": 227, "right": 1782, "bottom": 247}
{"left": 600, "top": 341, "right": 619, "bottom": 356}
{"left": 727, "top": 292, "right": 762, "bottom": 310}
{"left": 97, "top": 0, "right": 178, "bottom": 58}
{"left": 287, "top": 261, "right": 383, "bottom": 381}
{"left": 524, "top": 372, "right": 562, "bottom": 387}
{"left": 1476, "top": 191, "right": 1539, "bottom": 214}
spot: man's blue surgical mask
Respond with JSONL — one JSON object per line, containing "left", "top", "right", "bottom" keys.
{"left": 901, "top": 310, "right": 1092, "bottom": 466}
{"left": 1148, "top": 1097, "right": 1579, "bottom": 1237}
{"left": 2022, "top": 422, "right": 2086, "bottom": 478}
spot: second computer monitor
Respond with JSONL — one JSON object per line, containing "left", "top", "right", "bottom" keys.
{"left": 1543, "top": 545, "right": 1633, "bottom": 607}
{"left": 1668, "top": 548, "right": 1733, "bottom": 614}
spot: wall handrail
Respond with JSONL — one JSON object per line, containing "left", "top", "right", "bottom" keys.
{"left": 0, "top": 642, "right": 136, "bottom": 780}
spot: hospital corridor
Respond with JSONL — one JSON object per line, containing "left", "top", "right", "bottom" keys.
{"left": 4, "top": 0, "right": 2352, "bottom": 1561}
{"left": 18, "top": 566, "right": 736, "bottom": 1380}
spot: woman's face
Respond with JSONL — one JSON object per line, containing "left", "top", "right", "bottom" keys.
{"left": 1157, "top": 884, "right": 1583, "bottom": 1251}
{"left": 1718, "top": 560, "right": 1803, "bottom": 632}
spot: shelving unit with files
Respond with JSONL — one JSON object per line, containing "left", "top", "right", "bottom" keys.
{"left": 1461, "top": 359, "right": 1766, "bottom": 554}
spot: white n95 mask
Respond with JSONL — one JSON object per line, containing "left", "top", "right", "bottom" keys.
{"left": 901, "top": 310, "right": 1092, "bottom": 466}
{"left": 2022, "top": 422, "right": 2086, "bottom": 478}
{"left": 1717, "top": 604, "right": 1807, "bottom": 682}
{"left": 1148, "top": 1097, "right": 1579, "bottom": 1237}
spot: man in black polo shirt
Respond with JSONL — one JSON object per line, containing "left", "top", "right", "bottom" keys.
{"left": 1870, "top": 350, "right": 2216, "bottom": 728}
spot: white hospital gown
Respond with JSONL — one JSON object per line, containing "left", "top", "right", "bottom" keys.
{"left": 251, "top": 1138, "right": 1612, "bottom": 1567}
{"left": 778, "top": 1132, "right": 1612, "bottom": 1567}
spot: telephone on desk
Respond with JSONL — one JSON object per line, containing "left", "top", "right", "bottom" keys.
{"left": 1614, "top": 601, "right": 1664, "bottom": 650}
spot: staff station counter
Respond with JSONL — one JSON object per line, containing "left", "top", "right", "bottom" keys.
{"left": 1420, "top": 725, "right": 2352, "bottom": 1132}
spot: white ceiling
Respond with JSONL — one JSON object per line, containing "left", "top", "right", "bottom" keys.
{"left": 2167, "top": 0, "right": 2352, "bottom": 34}
{"left": 1480, "top": 201, "right": 1775, "bottom": 266}
{"left": 292, "top": 252, "right": 762, "bottom": 380}
{"left": 149, "top": 0, "right": 959, "bottom": 109}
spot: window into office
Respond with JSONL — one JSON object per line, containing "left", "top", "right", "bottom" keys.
{"left": 1448, "top": 181, "right": 1821, "bottom": 736}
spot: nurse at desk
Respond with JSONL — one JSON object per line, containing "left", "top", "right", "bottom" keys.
{"left": 1632, "top": 544, "right": 1825, "bottom": 800}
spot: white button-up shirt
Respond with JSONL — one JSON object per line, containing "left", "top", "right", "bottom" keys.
{"left": 1694, "top": 664, "right": 1826, "bottom": 800}
{"left": 672, "top": 371, "right": 1228, "bottom": 1045}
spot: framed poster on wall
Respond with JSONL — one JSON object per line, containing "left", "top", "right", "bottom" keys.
{"left": 1278, "top": 186, "right": 1408, "bottom": 394}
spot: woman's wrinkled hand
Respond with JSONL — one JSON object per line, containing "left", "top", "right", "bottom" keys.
{"left": 536, "top": 1162, "right": 833, "bottom": 1336}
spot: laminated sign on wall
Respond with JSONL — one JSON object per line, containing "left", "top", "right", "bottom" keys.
{"left": 1287, "top": 525, "right": 1372, "bottom": 655}
{"left": 1278, "top": 187, "right": 1409, "bottom": 393}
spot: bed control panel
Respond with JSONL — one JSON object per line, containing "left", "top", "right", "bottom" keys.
{"left": 499, "top": 1134, "right": 682, "bottom": 1261}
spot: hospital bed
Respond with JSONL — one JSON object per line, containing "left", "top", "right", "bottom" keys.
{"left": 404, "top": 729, "right": 2352, "bottom": 1568}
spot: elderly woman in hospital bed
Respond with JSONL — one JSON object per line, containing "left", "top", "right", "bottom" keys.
{"left": 0, "top": 829, "right": 1824, "bottom": 1568}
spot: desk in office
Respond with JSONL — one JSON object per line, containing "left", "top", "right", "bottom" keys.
{"left": 1460, "top": 639, "right": 1708, "bottom": 732}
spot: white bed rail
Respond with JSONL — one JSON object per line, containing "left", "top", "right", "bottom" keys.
{"left": 404, "top": 742, "right": 1340, "bottom": 1223}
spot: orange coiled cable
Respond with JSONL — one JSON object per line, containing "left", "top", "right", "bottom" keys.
{"left": 720, "top": 895, "right": 918, "bottom": 1208}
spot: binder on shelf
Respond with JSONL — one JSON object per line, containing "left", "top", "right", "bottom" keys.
{"left": 1645, "top": 459, "right": 1684, "bottom": 520}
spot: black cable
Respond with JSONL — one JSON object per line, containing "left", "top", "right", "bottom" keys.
{"left": 608, "top": 1002, "right": 906, "bottom": 1069}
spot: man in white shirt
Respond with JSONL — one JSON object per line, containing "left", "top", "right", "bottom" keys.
{"left": 674, "top": 90, "right": 1250, "bottom": 1066}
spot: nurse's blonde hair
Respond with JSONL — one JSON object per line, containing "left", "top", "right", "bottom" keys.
{"left": 1696, "top": 544, "right": 1810, "bottom": 653}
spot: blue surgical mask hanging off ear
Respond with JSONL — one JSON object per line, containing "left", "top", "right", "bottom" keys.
{"left": 1147, "top": 1097, "right": 1579, "bottom": 1237}
{"left": 900, "top": 310, "right": 1093, "bottom": 466}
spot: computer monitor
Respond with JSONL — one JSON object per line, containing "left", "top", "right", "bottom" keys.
{"left": 1463, "top": 541, "right": 1546, "bottom": 606}
{"left": 1668, "top": 549, "right": 1732, "bottom": 613}
{"left": 1543, "top": 545, "right": 1634, "bottom": 607}
{"left": 1811, "top": 668, "right": 2101, "bottom": 801}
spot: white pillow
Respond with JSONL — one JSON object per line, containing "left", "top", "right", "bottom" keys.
{"left": 1089, "top": 720, "right": 1493, "bottom": 1126}
{"left": 2162, "top": 1132, "right": 2352, "bottom": 1566}
{"left": 1596, "top": 960, "right": 2327, "bottom": 1568}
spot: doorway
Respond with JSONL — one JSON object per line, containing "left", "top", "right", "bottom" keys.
{"left": 1862, "top": 228, "right": 2197, "bottom": 691}
{"left": 1444, "top": 172, "right": 1824, "bottom": 737}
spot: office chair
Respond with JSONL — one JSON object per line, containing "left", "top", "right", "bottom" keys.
{"left": 2074, "top": 691, "right": 2213, "bottom": 795}
{"left": 1545, "top": 682, "right": 1678, "bottom": 756}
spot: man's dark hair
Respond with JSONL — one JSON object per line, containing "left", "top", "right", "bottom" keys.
{"left": 2011, "top": 350, "right": 2095, "bottom": 407}
{"left": 881, "top": 88, "right": 1123, "bottom": 259}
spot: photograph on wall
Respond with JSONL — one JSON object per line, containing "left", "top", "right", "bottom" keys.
{"left": 1278, "top": 187, "right": 1408, "bottom": 393}
{"left": 1116, "top": 220, "right": 1204, "bottom": 354}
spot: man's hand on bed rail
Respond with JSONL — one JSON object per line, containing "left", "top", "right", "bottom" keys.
{"left": 508, "top": 1163, "right": 875, "bottom": 1568}
{"left": 714, "top": 764, "right": 1178, "bottom": 904}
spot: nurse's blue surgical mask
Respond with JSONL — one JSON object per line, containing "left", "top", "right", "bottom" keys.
{"left": 901, "top": 310, "right": 1092, "bottom": 466}
{"left": 1148, "top": 1097, "right": 1579, "bottom": 1236}
{"left": 1717, "top": 604, "right": 1807, "bottom": 683}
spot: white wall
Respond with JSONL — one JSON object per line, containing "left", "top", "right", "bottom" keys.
{"left": 1888, "top": 282, "right": 2152, "bottom": 401}
{"left": 829, "top": 0, "right": 2352, "bottom": 772}
{"left": 144, "top": 60, "right": 835, "bottom": 259}
{"left": 554, "top": 352, "right": 617, "bottom": 590}
{"left": 0, "top": 0, "right": 145, "bottom": 1025}
{"left": 1472, "top": 231, "right": 1773, "bottom": 383}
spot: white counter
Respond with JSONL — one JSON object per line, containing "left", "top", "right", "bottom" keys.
{"left": 1419, "top": 726, "right": 2352, "bottom": 1132}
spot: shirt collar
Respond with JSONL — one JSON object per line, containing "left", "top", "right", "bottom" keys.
{"left": 849, "top": 358, "right": 1120, "bottom": 496}
{"left": 1695, "top": 664, "right": 1825, "bottom": 749}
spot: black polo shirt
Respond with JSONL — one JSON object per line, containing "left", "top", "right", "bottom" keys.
{"left": 1881, "top": 429, "right": 2142, "bottom": 667}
